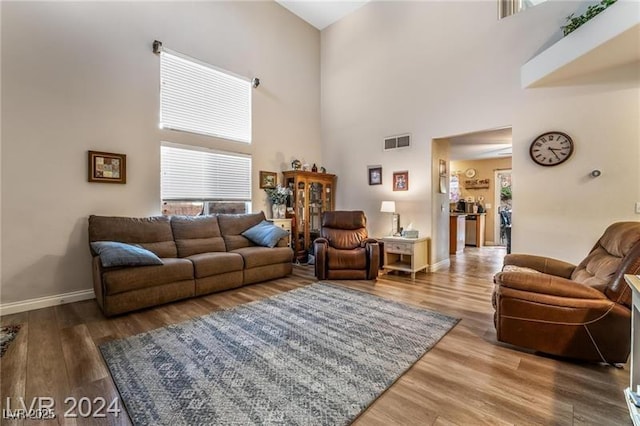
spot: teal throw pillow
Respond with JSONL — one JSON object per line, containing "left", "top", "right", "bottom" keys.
{"left": 242, "top": 221, "right": 289, "bottom": 248}
{"left": 91, "top": 241, "right": 164, "bottom": 267}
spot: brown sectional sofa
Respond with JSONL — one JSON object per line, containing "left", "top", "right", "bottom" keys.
{"left": 89, "top": 212, "right": 293, "bottom": 316}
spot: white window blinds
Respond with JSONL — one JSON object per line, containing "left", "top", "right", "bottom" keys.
{"left": 160, "top": 50, "right": 252, "bottom": 143}
{"left": 161, "top": 144, "right": 251, "bottom": 201}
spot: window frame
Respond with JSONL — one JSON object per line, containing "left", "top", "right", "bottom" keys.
{"left": 159, "top": 48, "right": 252, "bottom": 144}
{"left": 160, "top": 142, "right": 252, "bottom": 215}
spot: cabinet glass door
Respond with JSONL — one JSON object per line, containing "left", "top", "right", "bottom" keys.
{"left": 309, "top": 182, "right": 323, "bottom": 245}
{"left": 324, "top": 184, "right": 333, "bottom": 211}
{"left": 294, "top": 181, "right": 305, "bottom": 253}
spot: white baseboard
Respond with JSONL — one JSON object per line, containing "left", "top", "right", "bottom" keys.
{"left": 0, "top": 289, "right": 95, "bottom": 316}
{"left": 429, "top": 258, "right": 450, "bottom": 272}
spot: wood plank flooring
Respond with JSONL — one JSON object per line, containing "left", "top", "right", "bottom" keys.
{"left": 1, "top": 247, "right": 631, "bottom": 425}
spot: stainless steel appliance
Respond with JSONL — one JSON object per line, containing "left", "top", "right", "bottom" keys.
{"left": 465, "top": 215, "right": 477, "bottom": 246}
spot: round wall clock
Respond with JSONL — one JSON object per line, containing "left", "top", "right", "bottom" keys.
{"left": 465, "top": 168, "right": 477, "bottom": 178}
{"left": 529, "top": 131, "right": 574, "bottom": 166}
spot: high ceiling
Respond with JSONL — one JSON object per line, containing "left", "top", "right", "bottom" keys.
{"left": 275, "top": 0, "right": 370, "bottom": 30}
{"left": 274, "top": 1, "right": 513, "bottom": 161}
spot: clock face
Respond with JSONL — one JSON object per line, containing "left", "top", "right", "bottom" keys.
{"left": 465, "top": 168, "right": 477, "bottom": 178}
{"left": 529, "top": 131, "right": 574, "bottom": 166}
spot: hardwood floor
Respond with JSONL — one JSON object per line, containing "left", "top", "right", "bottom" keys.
{"left": 1, "top": 247, "right": 631, "bottom": 425}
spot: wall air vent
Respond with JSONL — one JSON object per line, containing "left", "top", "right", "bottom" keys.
{"left": 383, "top": 134, "right": 411, "bottom": 151}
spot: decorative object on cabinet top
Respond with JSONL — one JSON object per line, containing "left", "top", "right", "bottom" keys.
{"left": 291, "top": 159, "right": 302, "bottom": 170}
{"left": 284, "top": 169, "right": 336, "bottom": 177}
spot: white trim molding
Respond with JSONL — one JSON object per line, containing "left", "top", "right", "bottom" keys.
{"left": 0, "top": 289, "right": 95, "bottom": 316}
{"left": 429, "top": 258, "right": 450, "bottom": 272}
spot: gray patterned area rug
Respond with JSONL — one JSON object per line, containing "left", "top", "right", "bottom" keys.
{"left": 100, "top": 282, "right": 459, "bottom": 425}
{"left": 0, "top": 325, "right": 21, "bottom": 357}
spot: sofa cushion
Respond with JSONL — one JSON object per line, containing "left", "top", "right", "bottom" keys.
{"left": 187, "top": 252, "right": 244, "bottom": 278}
{"left": 91, "top": 241, "right": 164, "bottom": 268}
{"left": 89, "top": 215, "right": 177, "bottom": 258}
{"left": 327, "top": 247, "right": 367, "bottom": 270}
{"left": 103, "top": 258, "right": 193, "bottom": 295}
{"left": 171, "top": 215, "right": 226, "bottom": 257}
{"left": 232, "top": 246, "right": 293, "bottom": 269}
{"left": 241, "top": 221, "right": 289, "bottom": 248}
{"left": 218, "top": 212, "right": 266, "bottom": 251}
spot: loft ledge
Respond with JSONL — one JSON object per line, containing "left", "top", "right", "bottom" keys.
{"left": 521, "top": 1, "right": 640, "bottom": 88}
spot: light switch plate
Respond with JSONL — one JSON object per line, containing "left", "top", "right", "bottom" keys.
{"left": 485, "top": 203, "right": 492, "bottom": 209}
{"left": 636, "top": 202, "right": 640, "bottom": 214}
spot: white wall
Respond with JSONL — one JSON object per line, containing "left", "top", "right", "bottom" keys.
{"left": 321, "top": 1, "right": 639, "bottom": 265}
{"left": 431, "top": 139, "right": 450, "bottom": 266}
{"left": 1, "top": 1, "right": 321, "bottom": 304}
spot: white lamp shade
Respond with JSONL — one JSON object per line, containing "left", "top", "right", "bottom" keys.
{"left": 380, "top": 201, "right": 396, "bottom": 213}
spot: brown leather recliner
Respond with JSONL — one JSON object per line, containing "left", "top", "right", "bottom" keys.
{"left": 492, "top": 221, "right": 640, "bottom": 363}
{"left": 314, "top": 211, "right": 380, "bottom": 280}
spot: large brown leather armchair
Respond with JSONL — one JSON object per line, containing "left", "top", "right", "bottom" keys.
{"left": 314, "top": 211, "right": 380, "bottom": 280}
{"left": 492, "top": 221, "right": 640, "bottom": 363}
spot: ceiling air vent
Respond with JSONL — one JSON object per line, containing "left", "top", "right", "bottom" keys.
{"left": 383, "top": 134, "right": 411, "bottom": 151}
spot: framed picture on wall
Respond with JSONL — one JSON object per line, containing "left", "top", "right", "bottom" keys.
{"left": 439, "top": 176, "right": 447, "bottom": 194}
{"left": 259, "top": 171, "right": 277, "bottom": 189}
{"left": 88, "top": 150, "right": 126, "bottom": 184}
{"left": 393, "top": 171, "right": 408, "bottom": 191}
{"left": 439, "top": 159, "right": 447, "bottom": 177}
{"left": 368, "top": 166, "right": 382, "bottom": 185}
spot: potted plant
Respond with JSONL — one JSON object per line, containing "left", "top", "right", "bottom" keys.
{"left": 562, "top": 0, "right": 617, "bottom": 36}
{"left": 265, "top": 184, "right": 291, "bottom": 218}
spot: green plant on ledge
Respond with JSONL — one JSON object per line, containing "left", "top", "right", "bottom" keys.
{"left": 500, "top": 186, "right": 512, "bottom": 201}
{"left": 562, "top": 0, "right": 617, "bottom": 36}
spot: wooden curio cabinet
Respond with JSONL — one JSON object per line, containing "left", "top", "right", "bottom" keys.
{"left": 282, "top": 170, "right": 336, "bottom": 262}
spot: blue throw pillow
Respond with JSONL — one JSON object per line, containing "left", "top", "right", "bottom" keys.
{"left": 91, "top": 241, "right": 164, "bottom": 268}
{"left": 242, "top": 221, "right": 289, "bottom": 248}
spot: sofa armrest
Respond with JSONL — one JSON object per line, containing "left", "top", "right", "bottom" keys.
{"left": 494, "top": 270, "right": 608, "bottom": 300}
{"left": 360, "top": 238, "right": 378, "bottom": 247}
{"left": 503, "top": 253, "right": 576, "bottom": 279}
{"left": 364, "top": 241, "right": 380, "bottom": 280}
{"left": 314, "top": 238, "right": 329, "bottom": 280}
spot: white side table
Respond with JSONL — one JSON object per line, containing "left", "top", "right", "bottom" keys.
{"left": 268, "top": 218, "right": 292, "bottom": 248}
{"left": 380, "top": 236, "right": 429, "bottom": 280}
{"left": 624, "top": 274, "right": 640, "bottom": 426}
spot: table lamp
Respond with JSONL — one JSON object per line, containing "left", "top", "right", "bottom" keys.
{"left": 380, "top": 201, "right": 396, "bottom": 236}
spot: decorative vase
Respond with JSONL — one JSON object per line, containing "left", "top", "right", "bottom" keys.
{"left": 271, "top": 203, "right": 279, "bottom": 219}
{"left": 278, "top": 204, "right": 286, "bottom": 218}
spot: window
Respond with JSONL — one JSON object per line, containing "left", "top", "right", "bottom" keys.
{"left": 161, "top": 144, "right": 251, "bottom": 215}
{"left": 159, "top": 50, "right": 252, "bottom": 143}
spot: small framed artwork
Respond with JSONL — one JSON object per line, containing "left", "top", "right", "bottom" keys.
{"left": 439, "top": 176, "right": 447, "bottom": 194}
{"left": 88, "top": 151, "right": 126, "bottom": 184}
{"left": 259, "top": 171, "right": 277, "bottom": 189}
{"left": 439, "top": 159, "right": 447, "bottom": 177}
{"left": 393, "top": 171, "right": 408, "bottom": 191}
{"left": 368, "top": 166, "right": 382, "bottom": 185}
